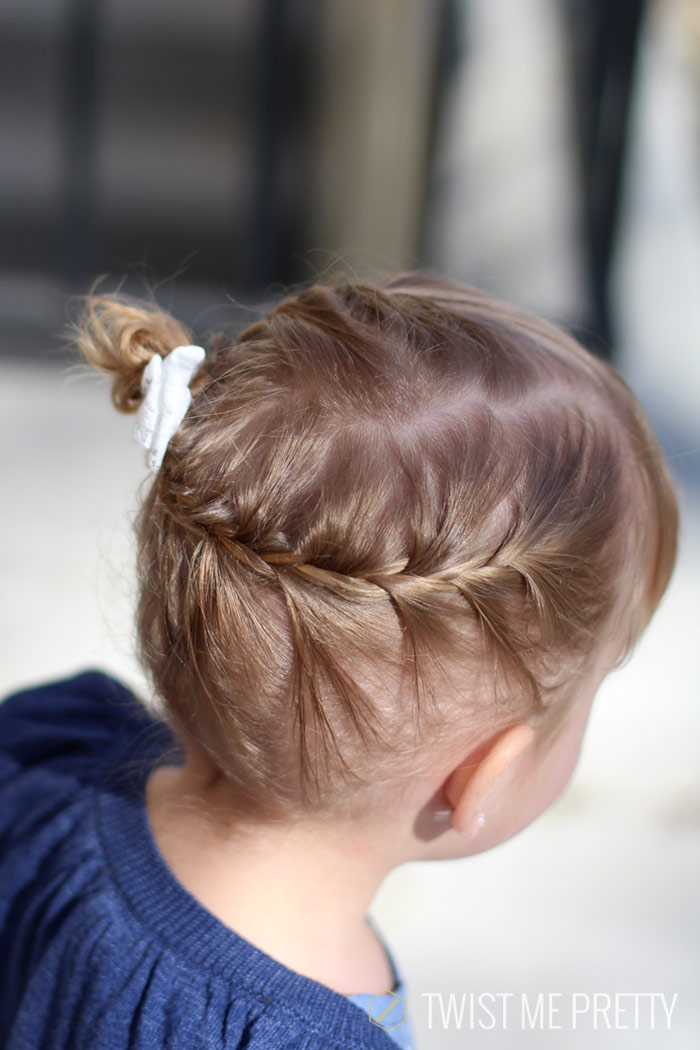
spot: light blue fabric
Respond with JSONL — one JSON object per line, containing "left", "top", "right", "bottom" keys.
{"left": 346, "top": 981, "right": 416, "bottom": 1050}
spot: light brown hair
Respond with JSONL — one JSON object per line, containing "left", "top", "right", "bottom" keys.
{"left": 74, "top": 273, "right": 679, "bottom": 820}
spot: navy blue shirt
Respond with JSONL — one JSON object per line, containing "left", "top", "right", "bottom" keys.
{"left": 0, "top": 670, "right": 415, "bottom": 1050}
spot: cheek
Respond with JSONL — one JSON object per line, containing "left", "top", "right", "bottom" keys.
{"left": 468, "top": 712, "right": 592, "bottom": 852}
{"left": 460, "top": 725, "right": 588, "bottom": 857}
{"left": 532, "top": 732, "right": 585, "bottom": 811}
{"left": 528, "top": 699, "right": 595, "bottom": 814}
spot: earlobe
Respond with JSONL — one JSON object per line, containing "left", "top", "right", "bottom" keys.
{"left": 445, "top": 722, "right": 536, "bottom": 837}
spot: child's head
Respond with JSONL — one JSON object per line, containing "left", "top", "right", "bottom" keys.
{"left": 76, "top": 272, "right": 678, "bottom": 854}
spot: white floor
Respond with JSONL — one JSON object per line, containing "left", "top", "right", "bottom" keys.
{"left": 1, "top": 1, "right": 698, "bottom": 1048}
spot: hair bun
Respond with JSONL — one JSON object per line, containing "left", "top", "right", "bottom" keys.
{"left": 73, "top": 293, "right": 193, "bottom": 414}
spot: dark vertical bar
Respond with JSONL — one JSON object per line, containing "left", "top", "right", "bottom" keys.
{"left": 282, "top": 0, "right": 321, "bottom": 286}
{"left": 245, "top": 0, "right": 292, "bottom": 290}
{"left": 61, "top": 0, "right": 99, "bottom": 282}
{"left": 565, "top": 0, "right": 648, "bottom": 360}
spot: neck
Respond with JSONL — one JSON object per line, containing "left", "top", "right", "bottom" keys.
{"left": 144, "top": 762, "right": 402, "bottom": 996}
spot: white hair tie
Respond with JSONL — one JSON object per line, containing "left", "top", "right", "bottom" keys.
{"left": 133, "top": 344, "right": 206, "bottom": 471}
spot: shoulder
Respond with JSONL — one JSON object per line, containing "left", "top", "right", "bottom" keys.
{"left": 0, "top": 801, "right": 264, "bottom": 1048}
{"left": 1, "top": 859, "right": 402, "bottom": 1050}
{"left": 0, "top": 672, "right": 403, "bottom": 1050}
{"left": 0, "top": 668, "right": 175, "bottom": 784}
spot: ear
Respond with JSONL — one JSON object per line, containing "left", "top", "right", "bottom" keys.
{"left": 444, "top": 723, "right": 536, "bottom": 837}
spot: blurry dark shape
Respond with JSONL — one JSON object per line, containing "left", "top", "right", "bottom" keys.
{"left": 564, "top": 0, "right": 648, "bottom": 361}
{"left": 246, "top": 0, "right": 292, "bottom": 291}
{"left": 0, "top": 1, "right": 262, "bottom": 290}
{"left": 244, "top": 0, "right": 319, "bottom": 291}
{"left": 417, "top": 0, "right": 464, "bottom": 263}
{"left": 62, "top": 0, "right": 99, "bottom": 281}
{"left": 0, "top": 0, "right": 454, "bottom": 350}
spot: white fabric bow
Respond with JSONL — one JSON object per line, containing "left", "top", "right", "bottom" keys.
{"left": 133, "top": 344, "right": 206, "bottom": 471}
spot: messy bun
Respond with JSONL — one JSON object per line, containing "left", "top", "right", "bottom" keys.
{"left": 73, "top": 293, "right": 194, "bottom": 413}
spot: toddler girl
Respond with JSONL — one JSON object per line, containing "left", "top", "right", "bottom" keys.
{"left": 0, "top": 273, "right": 678, "bottom": 1049}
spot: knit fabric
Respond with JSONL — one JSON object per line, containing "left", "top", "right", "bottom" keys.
{"left": 0, "top": 670, "right": 416, "bottom": 1050}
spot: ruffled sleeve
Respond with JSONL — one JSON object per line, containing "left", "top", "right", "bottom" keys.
{"left": 0, "top": 669, "right": 180, "bottom": 788}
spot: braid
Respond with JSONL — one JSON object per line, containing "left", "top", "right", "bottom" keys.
{"left": 160, "top": 473, "right": 512, "bottom": 598}
{"left": 157, "top": 470, "right": 550, "bottom": 732}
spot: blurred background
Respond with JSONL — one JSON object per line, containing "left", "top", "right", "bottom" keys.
{"left": 1, "top": 0, "right": 699, "bottom": 1047}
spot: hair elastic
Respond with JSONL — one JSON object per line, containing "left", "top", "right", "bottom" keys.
{"left": 133, "top": 344, "right": 206, "bottom": 471}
